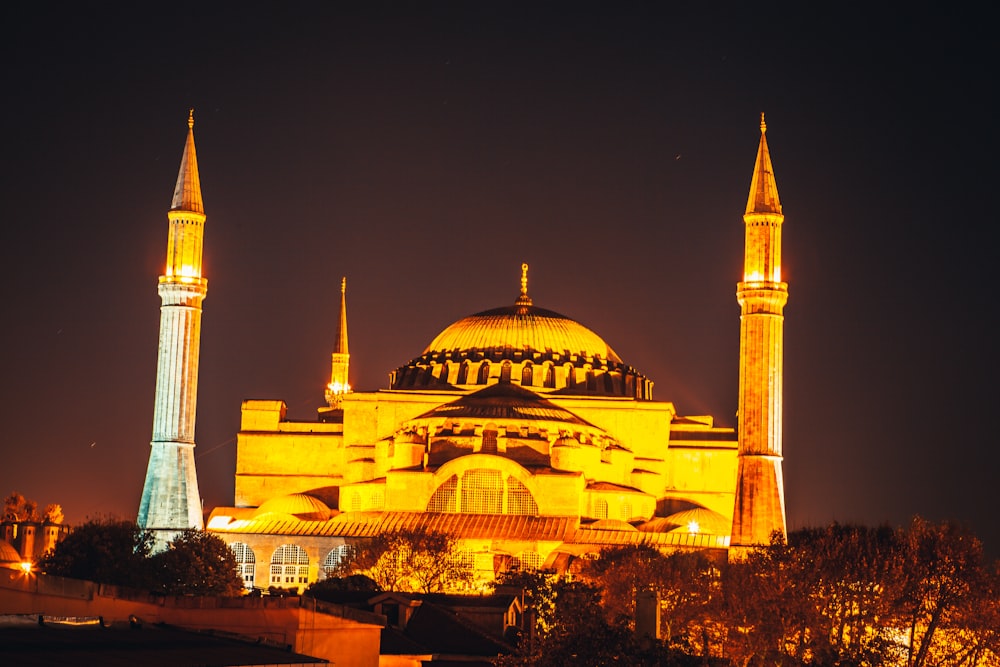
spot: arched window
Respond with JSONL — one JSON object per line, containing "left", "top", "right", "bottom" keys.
{"left": 457, "top": 361, "right": 470, "bottom": 384}
{"left": 586, "top": 368, "right": 596, "bottom": 391}
{"left": 521, "top": 363, "right": 533, "bottom": 386}
{"left": 427, "top": 475, "right": 458, "bottom": 512}
{"left": 322, "top": 545, "right": 354, "bottom": 579}
{"left": 621, "top": 502, "right": 633, "bottom": 521}
{"left": 270, "top": 544, "right": 309, "bottom": 587}
{"left": 439, "top": 362, "right": 450, "bottom": 384}
{"left": 428, "top": 469, "right": 538, "bottom": 516}
{"left": 604, "top": 372, "right": 614, "bottom": 394}
{"left": 506, "top": 476, "right": 539, "bottom": 515}
{"left": 544, "top": 364, "right": 555, "bottom": 388}
{"left": 230, "top": 542, "right": 256, "bottom": 589}
{"left": 500, "top": 361, "right": 512, "bottom": 383}
{"left": 477, "top": 362, "right": 490, "bottom": 384}
{"left": 565, "top": 364, "right": 576, "bottom": 388}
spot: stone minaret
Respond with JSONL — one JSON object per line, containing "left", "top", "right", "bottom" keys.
{"left": 731, "top": 114, "right": 788, "bottom": 549}
{"left": 325, "top": 276, "right": 351, "bottom": 407}
{"left": 138, "top": 110, "right": 207, "bottom": 546}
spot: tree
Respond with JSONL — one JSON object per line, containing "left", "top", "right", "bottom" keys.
{"left": 37, "top": 517, "right": 152, "bottom": 588}
{"left": 306, "top": 573, "right": 382, "bottom": 601}
{"left": 4, "top": 492, "right": 39, "bottom": 522}
{"left": 894, "top": 517, "right": 987, "bottom": 667}
{"left": 577, "top": 545, "right": 723, "bottom": 656}
{"left": 42, "top": 504, "right": 64, "bottom": 524}
{"left": 148, "top": 529, "right": 243, "bottom": 596}
{"left": 334, "top": 528, "right": 471, "bottom": 593}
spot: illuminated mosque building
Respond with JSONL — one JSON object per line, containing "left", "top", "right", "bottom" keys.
{"left": 140, "top": 113, "right": 788, "bottom": 589}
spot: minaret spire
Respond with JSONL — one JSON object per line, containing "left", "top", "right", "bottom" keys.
{"left": 138, "top": 111, "right": 208, "bottom": 548}
{"left": 731, "top": 114, "right": 789, "bottom": 552}
{"left": 326, "top": 276, "right": 351, "bottom": 407}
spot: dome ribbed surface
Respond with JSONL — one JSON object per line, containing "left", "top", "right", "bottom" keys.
{"left": 424, "top": 305, "right": 622, "bottom": 363}
{"left": 253, "top": 494, "right": 332, "bottom": 521}
{"left": 0, "top": 539, "right": 21, "bottom": 563}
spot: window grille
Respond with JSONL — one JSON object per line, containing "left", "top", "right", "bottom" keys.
{"left": 461, "top": 469, "right": 503, "bottom": 513}
{"left": 270, "top": 544, "right": 309, "bottom": 585}
{"left": 230, "top": 542, "right": 256, "bottom": 588}
{"left": 506, "top": 476, "right": 538, "bottom": 515}
{"left": 427, "top": 475, "right": 458, "bottom": 512}
{"left": 522, "top": 363, "right": 533, "bottom": 386}
{"left": 595, "top": 499, "right": 609, "bottom": 520}
{"left": 322, "top": 545, "right": 354, "bottom": 578}
{"left": 457, "top": 361, "right": 469, "bottom": 384}
{"left": 517, "top": 551, "right": 544, "bottom": 571}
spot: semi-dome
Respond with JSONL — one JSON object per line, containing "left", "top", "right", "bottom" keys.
{"left": 390, "top": 265, "right": 653, "bottom": 399}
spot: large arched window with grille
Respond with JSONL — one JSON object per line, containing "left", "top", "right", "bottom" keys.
{"left": 229, "top": 542, "right": 256, "bottom": 589}
{"left": 457, "top": 361, "right": 470, "bottom": 384}
{"left": 270, "top": 544, "right": 309, "bottom": 587}
{"left": 427, "top": 469, "right": 538, "bottom": 515}
{"left": 477, "top": 362, "right": 490, "bottom": 384}
{"left": 521, "top": 363, "right": 533, "bottom": 386}
{"left": 322, "top": 545, "right": 354, "bottom": 578}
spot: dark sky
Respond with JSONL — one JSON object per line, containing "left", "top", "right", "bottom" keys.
{"left": 2, "top": 4, "right": 996, "bottom": 554}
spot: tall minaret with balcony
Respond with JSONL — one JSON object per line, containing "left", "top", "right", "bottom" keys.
{"left": 731, "top": 114, "right": 788, "bottom": 549}
{"left": 325, "top": 276, "right": 351, "bottom": 408}
{"left": 138, "top": 110, "right": 207, "bottom": 545}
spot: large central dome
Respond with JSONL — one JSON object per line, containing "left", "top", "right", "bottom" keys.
{"left": 389, "top": 265, "right": 652, "bottom": 399}
{"left": 424, "top": 304, "right": 623, "bottom": 363}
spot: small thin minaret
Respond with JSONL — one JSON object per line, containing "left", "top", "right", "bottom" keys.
{"left": 731, "top": 113, "right": 788, "bottom": 550}
{"left": 138, "top": 110, "right": 207, "bottom": 547}
{"left": 325, "top": 277, "right": 351, "bottom": 407}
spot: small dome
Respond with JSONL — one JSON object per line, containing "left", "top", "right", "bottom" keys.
{"left": 640, "top": 508, "right": 730, "bottom": 535}
{"left": 252, "top": 494, "right": 332, "bottom": 521}
{"left": 0, "top": 539, "right": 21, "bottom": 564}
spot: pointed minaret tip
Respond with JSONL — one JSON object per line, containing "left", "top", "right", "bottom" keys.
{"left": 171, "top": 109, "right": 204, "bottom": 214}
{"left": 745, "top": 112, "right": 782, "bottom": 216}
{"left": 341, "top": 276, "right": 347, "bottom": 295}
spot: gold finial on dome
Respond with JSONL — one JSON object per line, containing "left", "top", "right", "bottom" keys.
{"left": 760, "top": 111, "right": 766, "bottom": 133}
{"left": 515, "top": 262, "right": 533, "bottom": 313}
{"left": 188, "top": 108, "right": 195, "bottom": 130}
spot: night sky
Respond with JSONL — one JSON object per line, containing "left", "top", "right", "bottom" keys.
{"left": 2, "top": 5, "right": 996, "bottom": 554}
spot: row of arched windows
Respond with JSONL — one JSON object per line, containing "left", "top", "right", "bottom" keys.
{"left": 228, "top": 541, "right": 545, "bottom": 590}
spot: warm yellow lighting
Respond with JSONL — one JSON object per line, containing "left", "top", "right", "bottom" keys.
{"left": 744, "top": 270, "right": 763, "bottom": 282}
{"left": 687, "top": 520, "right": 700, "bottom": 534}
{"left": 327, "top": 381, "right": 351, "bottom": 395}
{"left": 19, "top": 561, "right": 32, "bottom": 574}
